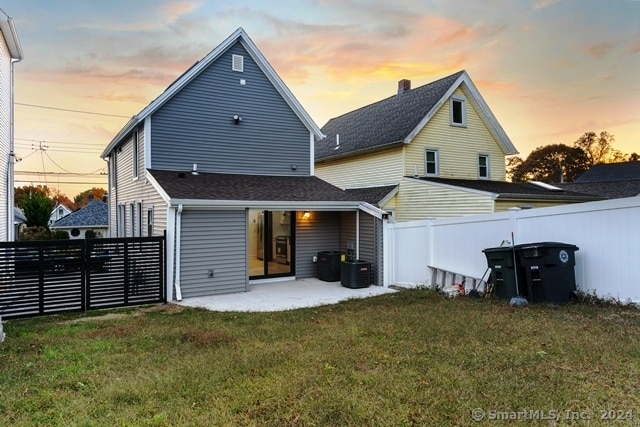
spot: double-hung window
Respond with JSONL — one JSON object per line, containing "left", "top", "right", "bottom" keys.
{"left": 450, "top": 95, "right": 466, "bottom": 127}
{"left": 132, "top": 129, "right": 139, "bottom": 179}
{"left": 478, "top": 154, "right": 490, "bottom": 179}
{"left": 425, "top": 149, "right": 439, "bottom": 176}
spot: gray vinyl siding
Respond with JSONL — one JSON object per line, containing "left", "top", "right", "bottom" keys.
{"left": 150, "top": 42, "right": 312, "bottom": 176}
{"left": 108, "top": 125, "right": 167, "bottom": 238}
{"left": 340, "top": 212, "right": 357, "bottom": 256}
{"left": 295, "top": 211, "right": 342, "bottom": 279}
{"left": 358, "top": 213, "right": 382, "bottom": 286}
{"left": 179, "top": 209, "right": 247, "bottom": 297}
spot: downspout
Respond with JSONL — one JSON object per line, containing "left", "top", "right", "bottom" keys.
{"left": 355, "top": 210, "right": 360, "bottom": 260}
{"left": 174, "top": 204, "right": 183, "bottom": 300}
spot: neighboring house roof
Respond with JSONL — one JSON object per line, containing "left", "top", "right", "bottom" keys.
{"left": 344, "top": 185, "right": 399, "bottom": 207}
{"left": 51, "top": 201, "right": 108, "bottom": 228}
{"left": 415, "top": 177, "right": 604, "bottom": 202}
{"left": 14, "top": 207, "right": 26, "bottom": 224}
{"left": 50, "top": 202, "right": 72, "bottom": 216}
{"left": 148, "top": 169, "right": 362, "bottom": 207}
{"left": 316, "top": 70, "right": 517, "bottom": 162}
{"left": 574, "top": 161, "right": 640, "bottom": 183}
{"left": 555, "top": 161, "right": 640, "bottom": 199}
{"left": 101, "top": 27, "right": 323, "bottom": 159}
{"left": 0, "top": 14, "right": 23, "bottom": 60}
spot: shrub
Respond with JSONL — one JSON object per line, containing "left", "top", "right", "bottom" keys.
{"left": 85, "top": 230, "right": 97, "bottom": 239}
{"left": 19, "top": 226, "right": 52, "bottom": 241}
{"left": 51, "top": 230, "right": 70, "bottom": 240}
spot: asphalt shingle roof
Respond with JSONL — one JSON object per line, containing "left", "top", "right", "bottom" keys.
{"left": 344, "top": 186, "right": 398, "bottom": 207}
{"left": 557, "top": 181, "right": 640, "bottom": 199}
{"left": 52, "top": 201, "right": 108, "bottom": 228}
{"left": 316, "top": 71, "right": 465, "bottom": 161}
{"left": 417, "top": 177, "right": 603, "bottom": 200}
{"left": 149, "top": 170, "right": 359, "bottom": 202}
{"left": 575, "top": 161, "right": 640, "bottom": 183}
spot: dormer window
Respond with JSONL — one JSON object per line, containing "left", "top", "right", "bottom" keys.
{"left": 450, "top": 95, "right": 466, "bottom": 127}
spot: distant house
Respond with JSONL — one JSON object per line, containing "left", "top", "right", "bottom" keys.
{"left": 557, "top": 161, "right": 640, "bottom": 199}
{"left": 49, "top": 202, "right": 73, "bottom": 226}
{"left": 14, "top": 206, "right": 25, "bottom": 238}
{"left": 315, "top": 71, "right": 599, "bottom": 220}
{"left": 50, "top": 200, "right": 108, "bottom": 239}
{"left": 101, "top": 28, "right": 386, "bottom": 301}
{"left": 0, "top": 13, "right": 23, "bottom": 241}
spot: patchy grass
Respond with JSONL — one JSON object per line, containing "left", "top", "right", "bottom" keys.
{"left": 1, "top": 289, "right": 639, "bottom": 426}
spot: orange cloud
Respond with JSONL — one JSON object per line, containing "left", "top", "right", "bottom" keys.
{"left": 586, "top": 42, "right": 614, "bottom": 59}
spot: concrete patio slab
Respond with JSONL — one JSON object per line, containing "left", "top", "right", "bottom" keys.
{"left": 175, "top": 278, "right": 397, "bottom": 312}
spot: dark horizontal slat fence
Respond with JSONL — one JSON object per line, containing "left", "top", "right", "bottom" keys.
{"left": 0, "top": 236, "right": 165, "bottom": 319}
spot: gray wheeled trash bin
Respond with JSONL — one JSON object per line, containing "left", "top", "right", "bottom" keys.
{"left": 482, "top": 246, "right": 527, "bottom": 300}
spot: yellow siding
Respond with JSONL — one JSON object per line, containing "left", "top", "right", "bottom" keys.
{"left": 315, "top": 147, "right": 404, "bottom": 188}
{"left": 395, "top": 178, "right": 494, "bottom": 222}
{"left": 404, "top": 87, "right": 506, "bottom": 181}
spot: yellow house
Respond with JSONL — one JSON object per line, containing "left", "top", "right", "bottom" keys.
{"left": 315, "top": 71, "right": 600, "bottom": 221}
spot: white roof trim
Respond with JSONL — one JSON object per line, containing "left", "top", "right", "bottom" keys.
{"left": 167, "top": 199, "right": 362, "bottom": 210}
{"left": 102, "top": 28, "right": 324, "bottom": 159}
{"left": 145, "top": 171, "right": 171, "bottom": 204}
{"left": 404, "top": 71, "right": 518, "bottom": 156}
{"left": 359, "top": 202, "right": 387, "bottom": 219}
{"left": 0, "top": 17, "right": 23, "bottom": 60}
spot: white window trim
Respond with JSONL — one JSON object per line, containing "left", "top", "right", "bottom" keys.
{"left": 425, "top": 148, "right": 439, "bottom": 177}
{"left": 147, "top": 206, "right": 154, "bottom": 237}
{"left": 450, "top": 95, "right": 467, "bottom": 127}
{"left": 478, "top": 153, "right": 490, "bottom": 179}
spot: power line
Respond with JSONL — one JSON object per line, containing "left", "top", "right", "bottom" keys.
{"left": 15, "top": 102, "right": 131, "bottom": 118}
{"left": 15, "top": 137, "right": 107, "bottom": 148}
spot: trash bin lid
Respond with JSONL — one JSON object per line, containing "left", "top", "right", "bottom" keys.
{"left": 514, "top": 242, "right": 579, "bottom": 251}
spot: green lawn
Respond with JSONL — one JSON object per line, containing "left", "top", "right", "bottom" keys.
{"left": 1, "top": 289, "right": 639, "bottom": 426}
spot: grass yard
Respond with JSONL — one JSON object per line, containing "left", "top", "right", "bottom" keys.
{"left": 1, "top": 288, "right": 639, "bottom": 426}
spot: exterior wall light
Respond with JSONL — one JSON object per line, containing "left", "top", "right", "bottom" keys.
{"left": 302, "top": 211, "right": 311, "bottom": 219}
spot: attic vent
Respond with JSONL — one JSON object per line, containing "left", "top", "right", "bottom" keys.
{"left": 232, "top": 54, "right": 244, "bottom": 72}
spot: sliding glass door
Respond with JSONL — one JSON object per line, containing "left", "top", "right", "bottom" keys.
{"left": 248, "top": 210, "right": 294, "bottom": 279}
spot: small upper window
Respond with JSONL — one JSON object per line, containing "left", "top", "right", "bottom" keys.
{"left": 425, "top": 149, "right": 439, "bottom": 176}
{"left": 478, "top": 154, "right": 490, "bottom": 179}
{"left": 450, "top": 96, "right": 466, "bottom": 127}
{"left": 132, "top": 129, "right": 139, "bottom": 179}
{"left": 232, "top": 54, "right": 244, "bottom": 72}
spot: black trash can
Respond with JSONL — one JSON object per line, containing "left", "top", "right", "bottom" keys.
{"left": 317, "top": 251, "right": 344, "bottom": 282}
{"left": 515, "top": 242, "right": 579, "bottom": 304}
{"left": 482, "top": 246, "right": 527, "bottom": 300}
{"left": 341, "top": 260, "right": 371, "bottom": 289}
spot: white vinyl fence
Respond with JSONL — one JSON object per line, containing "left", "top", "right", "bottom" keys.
{"left": 386, "top": 196, "right": 640, "bottom": 303}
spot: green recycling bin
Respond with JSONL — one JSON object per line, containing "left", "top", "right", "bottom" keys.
{"left": 515, "top": 242, "right": 579, "bottom": 304}
{"left": 482, "top": 246, "right": 527, "bottom": 300}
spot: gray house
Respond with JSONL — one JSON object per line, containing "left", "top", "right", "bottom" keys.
{"left": 101, "top": 28, "right": 387, "bottom": 301}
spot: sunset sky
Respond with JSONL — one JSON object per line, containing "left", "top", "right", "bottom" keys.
{"left": 4, "top": 0, "right": 639, "bottom": 198}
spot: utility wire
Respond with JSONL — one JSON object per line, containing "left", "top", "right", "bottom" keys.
{"left": 15, "top": 102, "right": 131, "bottom": 118}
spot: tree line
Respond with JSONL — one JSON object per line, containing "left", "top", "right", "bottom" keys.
{"left": 507, "top": 131, "right": 638, "bottom": 183}
{"left": 15, "top": 186, "right": 107, "bottom": 240}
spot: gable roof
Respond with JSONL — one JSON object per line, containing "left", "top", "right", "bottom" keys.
{"left": 101, "top": 28, "right": 323, "bottom": 159}
{"left": 556, "top": 181, "right": 640, "bottom": 199}
{"left": 415, "top": 177, "right": 603, "bottom": 202}
{"left": 51, "top": 201, "right": 108, "bottom": 229}
{"left": 575, "top": 161, "right": 640, "bottom": 183}
{"left": 316, "top": 70, "right": 517, "bottom": 162}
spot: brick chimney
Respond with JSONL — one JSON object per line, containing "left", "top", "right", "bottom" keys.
{"left": 397, "top": 79, "right": 411, "bottom": 95}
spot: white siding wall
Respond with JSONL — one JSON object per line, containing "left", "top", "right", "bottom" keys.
{"left": 0, "top": 35, "right": 10, "bottom": 241}
{"left": 404, "top": 88, "right": 507, "bottom": 181}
